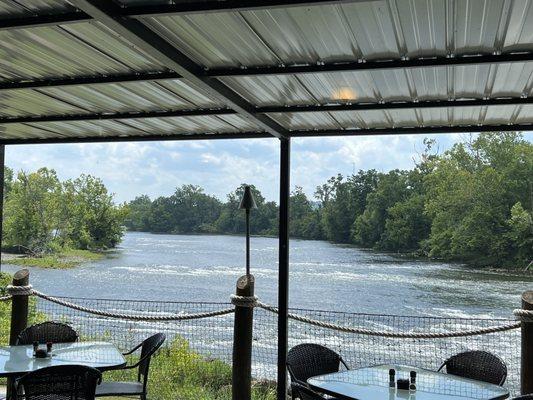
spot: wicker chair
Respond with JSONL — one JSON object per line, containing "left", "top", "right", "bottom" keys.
{"left": 14, "top": 365, "right": 102, "bottom": 400}
{"left": 290, "top": 381, "right": 337, "bottom": 400}
{"left": 287, "top": 344, "right": 347, "bottom": 400}
{"left": 438, "top": 350, "right": 507, "bottom": 385}
{"left": 96, "top": 333, "right": 166, "bottom": 400}
{"left": 16, "top": 321, "right": 78, "bottom": 345}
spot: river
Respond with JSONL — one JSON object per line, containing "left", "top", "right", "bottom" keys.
{"left": 1, "top": 231, "right": 531, "bottom": 318}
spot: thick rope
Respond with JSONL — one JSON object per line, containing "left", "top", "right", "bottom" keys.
{"left": 514, "top": 308, "right": 533, "bottom": 322}
{"left": 255, "top": 302, "right": 521, "bottom": 339}
{"left": 33, "top": 290, "right": 235, "bottom": 321}
{"left": 231, "top": 294, "right": 258, "bottom": 307}
{"left": 1, "top": 287, "right": 529, "bottom": 335}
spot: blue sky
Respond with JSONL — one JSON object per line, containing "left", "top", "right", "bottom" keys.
{"left": 5, "top": 132, "right": 532, "bottom": 203}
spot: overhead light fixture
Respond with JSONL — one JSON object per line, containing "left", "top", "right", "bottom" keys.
{"left": 333, "top": 87, "right": 357, "bottom": 101}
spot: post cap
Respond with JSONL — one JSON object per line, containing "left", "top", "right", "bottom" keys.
{"left": 239, "top": 186, "right": 257, "bottom": 210}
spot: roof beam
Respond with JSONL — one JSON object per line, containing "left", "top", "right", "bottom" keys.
{"left": 2, "top": 123, "right": 531, "bottom": 145}
{"left": 0, "top": 108, "right": 236, "bottom": 124}
{"left": 0, "top": 131, "right": 272, "bottom": 145}
{"left": 0, "top": 1, "right": 367, "bottom": 30}
{"left": 69, "top": 0, "right": 288, "bottom": 139}
{"left": 257, "top": 97, "right": 533, "bottom": 113}
{"left": 210, "top": 52, "right": 533, "bottom": 77}
{"left": 3, "top": 52, "right": 533, "bottom": 92}
{"left": 122, "top": 0, "right": 371, "bottom": 17}
{"left": 290, "top": 124, "right": 533, "bottom": 137}
{"left": 0, "top": 96, "right": 530, "bottom": 125}
{"left": 0, "top": 11, "right": 90, "bottom": 31}
{"left": 0, "top": 71, "right": 181, "bottom": 90}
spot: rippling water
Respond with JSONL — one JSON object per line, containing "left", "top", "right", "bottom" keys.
{"left": 2, "top": 231, "right": 531, "bottom": 318}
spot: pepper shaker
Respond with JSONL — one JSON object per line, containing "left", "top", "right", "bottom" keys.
{"left": 46, "top": 342, "right": 53, "bottom": 354}
{"left": 389, "top": 368, "right": 396, "bottom": 388}
{"left": 409, "top": 370, "right": 416, "bottom": 391}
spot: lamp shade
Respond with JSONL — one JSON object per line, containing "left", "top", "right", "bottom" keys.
{"left": 239, "top": 186, "right": 257, "bottom": 210}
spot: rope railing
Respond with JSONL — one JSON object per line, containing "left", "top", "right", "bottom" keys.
{"left": 4, "top": 285, "right": 235, "bottom": 321}
{"left": 2, "top": 286, "right": 526, "bottom": 338}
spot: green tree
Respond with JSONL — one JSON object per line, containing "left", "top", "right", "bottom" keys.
{"left": 60, "top": 174, "right": 126, "bottom": 250}
{"left": 171, "top": 185, "right": 222, "bottom": 233}
{"left": 124, "top": 195, "right": 152, "bottom": 231}
{"left": 3, "top": 168, "right": 61, "bottom": 254}
{"left": 352, "top": 170, "right": 410, "bottom": 248}
{"left": 424, "top": 132, "right": 532, "bottom": 267}
{"left": 320, "top": 170, "right": 379, "bottom": 243}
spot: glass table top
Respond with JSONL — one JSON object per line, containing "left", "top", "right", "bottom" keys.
{"left": 307, "top": 364, "right": 510, "bottom": 400}
{"left": 0, "top": 341, "right": 126, "bottom": 376}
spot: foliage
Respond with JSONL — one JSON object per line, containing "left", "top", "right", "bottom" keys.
{"left": 122, "top": 132, "right": 531, "bottom": 269}
{"left": 7, "top": 249, "right": 103, "bottom": 269}
{"left": 105, "top": 337, "right": 275, "bottom": 400}
{"left": 0, "top": 272, "right": 47, "bottom": 345}
{"left": 2, "top": 168, "right": 126, "bottom": 255}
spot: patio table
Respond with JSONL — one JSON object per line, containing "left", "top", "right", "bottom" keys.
{"left": 0, "top": 341, "right": 126, "bottom": 377}
{"left": 307, "top": 364, "right": 510, "bottom": 400}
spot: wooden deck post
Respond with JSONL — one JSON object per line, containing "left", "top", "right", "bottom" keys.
{"left": 9, "top": 269, "right": 30, "bottom": 345}
{"left": 521, "top": 290, "right": 533, "bottom": 395}
{"left": 232, "top": 274, "right": 255, "bottom": 400}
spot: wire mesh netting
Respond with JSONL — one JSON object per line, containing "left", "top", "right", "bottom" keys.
{"left": 30, "top": 296, "right": 522, "bottom": 397}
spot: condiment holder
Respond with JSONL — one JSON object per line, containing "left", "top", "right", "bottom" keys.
{"left": 32, "top": 341, "right": 53, "bottom": 358}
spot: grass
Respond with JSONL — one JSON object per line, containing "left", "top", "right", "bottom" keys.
{"left": 6, "top": 249, "right": 103, "bottom": 269}
{"left": 105, "top": 337, "right": 276, "bottom": 400}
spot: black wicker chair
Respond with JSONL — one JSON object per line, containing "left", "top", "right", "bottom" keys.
{"left": 15, "top": 365, "right": 102, "bottom": 400}
{"left": 16, "top": 321, "right": 78, "bottom": 345}
{"left": 96, "top": 333, "right": 166, "bottom": 400}
{"left": 438, "top": 350, "right": 507, "bottom": 385}
{"left": 286, "top": 344, "right": 348, "bottom": 400}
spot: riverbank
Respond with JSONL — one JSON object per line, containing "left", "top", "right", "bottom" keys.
{"left": 1, "top": 249, "right": 103, "bottom": 269}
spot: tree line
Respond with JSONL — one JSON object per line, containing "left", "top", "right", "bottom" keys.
{"left": 126, "top": 132, "right": 532, "bottom": 269}
{"left": 2, "top": 168, "right": 126, "bottom": 255}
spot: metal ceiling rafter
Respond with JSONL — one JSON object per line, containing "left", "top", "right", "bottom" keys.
{"left": 209, "top": 52, "right": 533, "bottom": 76}
{"left": 68, "top": 0, "right": 288, "bottom": 139}
{"left": 3, "top": 53, "right": 533, "bottom": 92}
{"left": 1, "top": 123, "right": 531, "bottom": 145}
{"left": 0, "top": 71, "right": 182, "bottom": 90}
{"left": 290, "top": 123, "right": 533, "bottom": 137}
{"left": 0, "top": 131, "right": 272, "bottom": 145}
{"left": 0, "top": 108, "right": 236, "bottom": 124}
{"left": 0, "top": 0, "right": 370, "bottom": 31}
{"left": 1, "top": 97, "right": 531, "bottom": 125}
{"left": 257, "top": 97, "right": 533, "bottom": 113}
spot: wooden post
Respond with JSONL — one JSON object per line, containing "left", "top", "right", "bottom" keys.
{"left": 521, "top": 290, "right": 533, "bottom": 395}
{"left": 7, "top": 269, "right": 29, "bottom": 399}
{"left": 9, "top": 269, "right": 29, "bottom": 345}
{"left": 232, "top": 274, "right": 255, "bottom": 400}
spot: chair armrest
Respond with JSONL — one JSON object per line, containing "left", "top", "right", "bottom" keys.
{"left": 340, "top": 357, "right": 350, "bottom": 370}
{"left": 122, "top": 342, "right": 143, "bottom": 356}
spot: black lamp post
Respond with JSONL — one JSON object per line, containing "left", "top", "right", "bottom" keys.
{"left": 239, "top": 185, "right": 257, "bottom": 276}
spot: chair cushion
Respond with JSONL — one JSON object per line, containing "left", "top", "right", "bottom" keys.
{"left": 96, "top": 381, "right": 144, "bottom": 396}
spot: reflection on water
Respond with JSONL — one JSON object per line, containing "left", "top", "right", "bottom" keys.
{"left": 2, "top": 232, "right": 531, "bottom": 318}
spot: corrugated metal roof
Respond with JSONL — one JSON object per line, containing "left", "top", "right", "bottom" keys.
{"left": 0, "top": 79, "right": 223, "bottom": 117}
{"left": 0, "top": 0, "right": 75, "bottom": 17}
{"left": 0, "top": 22, "right": 164, "bottom": 80}
{"left": 0, "top": 0, "right": 532, "bottom": 142}
{"left": 143, "top": 0, "right": 533, "bottom": 68}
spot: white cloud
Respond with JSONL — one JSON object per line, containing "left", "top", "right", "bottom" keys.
{"left": 5, "top": 132, "right": 532, "bottom": 203}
